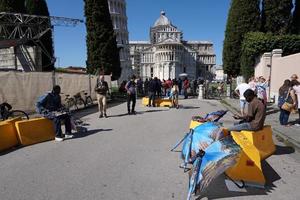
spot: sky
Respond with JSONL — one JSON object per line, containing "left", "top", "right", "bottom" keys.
{"left": 47, "top": 0, "right": 231, "bottom": 67}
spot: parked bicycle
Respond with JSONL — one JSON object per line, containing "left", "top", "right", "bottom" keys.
{"left": 0, "top": 102, "right": 29, "bottom": 121}
{"left": 64, "top": 91, "right": 93, "bottom": 110}
{"left": 64, "top": 94, "right": 76, "bottom": 110}
{"left": 81, "top": 90, "right": 93, "bottom": 107}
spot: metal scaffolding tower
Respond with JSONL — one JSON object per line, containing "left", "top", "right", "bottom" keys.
{"left": 0, "top": 12, "right": 83, "bottom": 71}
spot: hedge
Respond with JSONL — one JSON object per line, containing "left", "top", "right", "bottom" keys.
{"left": 240, "top": 32, "right": 300, "bottom": 79}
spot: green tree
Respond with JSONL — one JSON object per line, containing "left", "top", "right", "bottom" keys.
{"left": 292, "top": 0, "right": 300, "bottom": 34}
{"left": 0, "top": 0, "right": 25, "bottom": 13}
{"left": 223, "top": 0, "right": 261, "bottom": 77}
{"left": 25, "top": 0, "right": 54, "bottom": 71}
{"left": 261, "top": 0, "right": 293, "bottom": 34}
{"left": 84, "top": 0, "right": 121, "bottom": 79}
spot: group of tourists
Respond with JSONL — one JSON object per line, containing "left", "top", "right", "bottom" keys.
{"left": 124, "top": 77, "right": 193, "bottom": 99}
{"left": 278, "top": 74, "right": 300, "bottom": 126}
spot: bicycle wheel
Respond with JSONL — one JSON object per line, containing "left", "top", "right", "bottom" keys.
{"left": 75, "top": 98, "right": 85, "bottom": 109}
{"left": 8, "top": 110, "right": 29, "bottom": 120}
{"left": 67, "top": 98, "right": 76, "bottom": 110}
{"left": 86, "top": 96, "right": 93, "bottom": 106}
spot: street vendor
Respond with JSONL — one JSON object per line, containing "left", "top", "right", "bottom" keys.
{"left": 228, "top": 89, "right": 266, "bottom": 132}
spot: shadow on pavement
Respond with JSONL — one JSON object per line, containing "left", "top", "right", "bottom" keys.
{"left": 0, "top": 146, "right": 19, "bottom": 156}
{"left": 196, "top": 161, "right": 280, "bottom": 199}
{"left": 274, "top": 145, "right": 295, "bottom": 155}
{"left": 73, "top": 100, "right": 125, "bottom": 119}
{"left": 70, "top": 128, "right": 113, "bottom": 139}
{"left": 181, "top": 106, "right": 200, "bottom": 110}
{"left": 266, "top": 106, "right": 280, "bottom": 116}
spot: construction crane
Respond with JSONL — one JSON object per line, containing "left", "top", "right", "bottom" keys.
{"left": 0, "top": 12, "right": 84, "bottom": 71}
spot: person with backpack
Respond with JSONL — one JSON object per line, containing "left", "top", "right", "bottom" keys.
{"left": 95, "top": 75, "right": 109, "bottom": 118}
{"left": 36, "top": 85, "right": 72, "bottom": 142}
{"left": 125, "top": 75, "right": 137, "bottom": 115}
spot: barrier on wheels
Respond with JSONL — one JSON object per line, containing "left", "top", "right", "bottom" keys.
{"left": 15, "top": 118, "right": 55, "bottom": 146}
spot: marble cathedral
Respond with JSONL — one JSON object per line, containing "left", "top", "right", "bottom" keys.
{"left": 129, "top": 11, "right": 216, "bottom": 80}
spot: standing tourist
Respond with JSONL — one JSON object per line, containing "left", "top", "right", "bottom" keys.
{"left": 125, "top": 75, "right": 137, "bottom": 115}
{"left": 278, "top": 80, "right": 297, "bottom": 126}
{"left": 148, "top": 78, "right": 156, "bottom": 107}
{"left": 137, "top": 77, "right": 143, "bottom": 96}
{"left": 144, "top": 78, "right": 149, "bottom": 96}
{"left": 95, "top": 75, "right": 109, "bottom": 118}
{"left": 292, "top": 80, "right": 300, "bottom": 126}
{"left": 291, "top": 74, "right": 298, "bottom": 81}
{"left": 248, "top": 76, "right": 257, "bottom": 92}
{"left": 183, "top": 77, "right": 190, "bottom": 99}
{"left": 171, "top": 80, "right": 179, "bottom": 109}
{"left": 256, "top": 76, "right": 269, "bottom": 106}
{"left": 234, "top": 80, "right": 250, "bottom": 117}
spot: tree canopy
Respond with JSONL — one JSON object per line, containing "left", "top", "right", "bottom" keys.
{"left": 223, "top": 0, "right": 261, "bottom": 77}
{"left": 261, "top": 0, "right": 293, "bottom": 34}
{"left": 84, "top": 0, "right": 121, "bottom": 79}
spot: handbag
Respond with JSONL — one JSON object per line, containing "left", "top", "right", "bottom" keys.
{"left": 281, "top": 88, "right": 294, "bottom": 112}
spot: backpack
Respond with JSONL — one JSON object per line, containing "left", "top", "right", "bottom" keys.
{"left": 35, "top": 92, "right": 50, "bottom": 114}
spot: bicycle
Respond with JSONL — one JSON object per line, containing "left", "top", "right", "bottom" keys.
{"left": 73, "top": 92, "right": 85, "bottom": 109}
{"left": 64, "top": 94, "right": 76, "bottom": 110}
{"left": 81, "top": 90, "right": 93, "bottom": 107}
{"left": 0, "top": 102, "right": 29, "bottom": 121}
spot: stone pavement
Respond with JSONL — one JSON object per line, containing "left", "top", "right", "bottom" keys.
{"left": 0, "top": 99, "right": 300, "bottom": 200}
{"left": 221, "top": 98, "right": 300, "bottom": 150}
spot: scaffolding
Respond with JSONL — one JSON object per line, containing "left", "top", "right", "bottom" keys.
{"left": 0, "top": 12, "right": 83, "bottom": 71}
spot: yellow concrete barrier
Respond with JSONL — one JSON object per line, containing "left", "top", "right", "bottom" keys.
{"left": 0, "top": 118, "right": 21, "bottom": 152}
{"left": 226, "top": 131, "right": 266, "bottom": 186}
{"left": 241, "top": 126, "right": 275, "bottom": 160}
{"left": 159, "top": 99, "right": 172, "bottom": 107}
{"left": 142, "top": 97, "right": 171, "bottom": 107}
{"left": 189, "top": 120, "right": 202, "bottom": 129}
{"left": 15, "top": 118, "right": 55, "bottom": 146}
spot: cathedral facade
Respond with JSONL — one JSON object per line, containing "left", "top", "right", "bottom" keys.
{"left": 129, "top": 11, "right": 216, "bottom": 80}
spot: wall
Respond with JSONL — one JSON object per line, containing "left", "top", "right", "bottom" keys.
{"left": 270, "top": 52, "right": 300, "bottom": 103}
{"left": 254, "top": 53, "right": 271, "bottom": 79}
{"left": 0, "top": 71, "right": 111, "bottom": 112}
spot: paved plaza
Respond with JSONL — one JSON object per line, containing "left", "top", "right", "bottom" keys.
{"left": 0, "top": 99, "right": 300, "bottom": 200}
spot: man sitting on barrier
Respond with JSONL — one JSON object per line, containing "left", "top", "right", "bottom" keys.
{"left": 228, "top": 89, "right": 266, "bottom": 132}
{"left": 38, "top": 85, "right": 72, "bottom": 141}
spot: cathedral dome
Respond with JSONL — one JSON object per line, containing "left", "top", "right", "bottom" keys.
{"left": 154, "top": 11, "right": 171, "bottom": 26}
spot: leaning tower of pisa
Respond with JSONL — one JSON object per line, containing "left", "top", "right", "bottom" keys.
{"left": 107, "top": 0, "right": 132, "bottom": 80}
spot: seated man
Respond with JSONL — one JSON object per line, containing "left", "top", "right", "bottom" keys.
{"left": 228, "top": 89, "right": 266, "bottom": 132}
{"left": 38, "top": 85, "right": 72, "bottom": 141}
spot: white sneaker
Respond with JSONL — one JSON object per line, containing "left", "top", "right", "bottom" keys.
{"left": 55, "top": 137, "right": 64, "bottom": 142}
{"left": 64, "top": 134, "right": 74, "bottom": 139}
{"left": 294, "top": 124, "right": 300, "bottom": 127}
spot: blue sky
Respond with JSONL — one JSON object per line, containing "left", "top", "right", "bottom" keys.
{"left": 47, "top": 0, "right": 231, "bottom": 67}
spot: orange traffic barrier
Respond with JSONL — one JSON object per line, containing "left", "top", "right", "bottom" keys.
{"left": 241, "top": 126, "right": 275, "bottom": 160}
{"left": 0, "top": 118, "right": 21, "bottom": 152}
{"left": 15, "top": 118, "right": 55, "bottom": 146}
{"left": 226, "top": 131, "right": 266, "bottom": 186}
